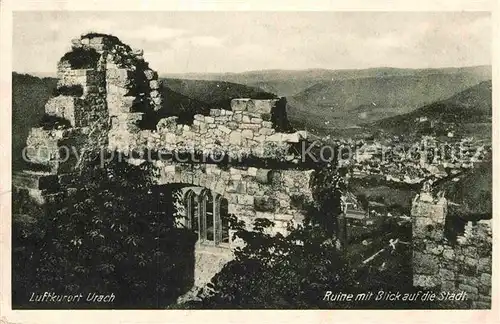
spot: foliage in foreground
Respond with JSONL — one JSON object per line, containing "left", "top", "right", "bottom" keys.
{"left": 12, "top": 153, "right": 196, "bottom": 308}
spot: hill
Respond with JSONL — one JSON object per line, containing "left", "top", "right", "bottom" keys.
{"left": 160, "top": 78, "right": 276, "bottom": 109}
{"left": 12, "top": 73, "right": 58, "bottom": 170}
{"left": 286, "top": 72, "right": 490, "bottom": 135}
{"left": 164, "top": 65, "right": 491, "bottom": 97}
{"left": 371, "top": 80, "right": 492, "bottom": 139}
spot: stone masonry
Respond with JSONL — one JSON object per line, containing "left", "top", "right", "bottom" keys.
{"left": 14, "top": 34, "right": 316, "bottom": 291}
{"left": 411, "top": 189, "right": 492, "bottom": 309}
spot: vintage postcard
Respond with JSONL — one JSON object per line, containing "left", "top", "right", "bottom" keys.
{"left": 1, "top": 0, "right": 498, "bottom": 323}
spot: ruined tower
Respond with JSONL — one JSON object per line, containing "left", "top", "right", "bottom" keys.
{"left": 15, "top": 33, "right": 163, "bottom": 202}
{"left": 411, "top": 186, "right": 492, "bottom": 308}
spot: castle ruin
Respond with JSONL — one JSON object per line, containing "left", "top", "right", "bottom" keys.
{"left": 13, "top": 34, "right": 316, "bottom": 290}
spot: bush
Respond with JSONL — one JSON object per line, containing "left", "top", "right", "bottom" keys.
{"left": 38, "top": 114, "right": 72, "bottom": 130}
{"left": 60, "top": 47, "right": 100, "bottom": 69}
{"left": 52, "top": 85, "right": 83, "bottom": 97}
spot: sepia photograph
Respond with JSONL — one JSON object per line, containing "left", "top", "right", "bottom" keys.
{"left": 4, "top": 6, "right": 494, "bottom": 316}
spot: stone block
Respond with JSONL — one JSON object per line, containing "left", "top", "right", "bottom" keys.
{"left": 150, "top": 80, "right": 160, "bottom": 89}
{"left": 219, "top": 125, "right": 231, "bottom": 134}
{"left": 259, "top": 128, "right": 274, "bottom": 136}
{"left": 283, "top": 132, "right": 300, "bottom": 143}
{"left": 233, "top": 113, "right": 243, "bottom": 122}
{"left": 464, "top": 256, "right": 478, "bottom": 270}
{"left": 274, "top": 214, "right": 293, "bottom": 221}
{"left": 242, "top": 129, "right": 253, "bottom": 139}
{"left": 477, "top": 295, "right": 491, "bottom": 303}
{"left": 413, "top": 251, "right": 439, "bottom": 275}
{"left": 428, "top": 244, "right": 444, "bottom": 255}
{"left": 438, "top": 268, "right": 455, "bottom": 281}
{"left": 45, "top": 96, "right": 78, "bottom": 125}
{"left": 440, "top": 280, "right": 455, "bottom": 291}
{"left": 107, "top": 95, "right": 136, "bottom": 115}
{"left": 240, "top": 123, "right": 260, "bottom": 129}
{"left": 238, "top": 195, "right": 254, "bottom": 206}
{"left": 267, "top": 133, "right": 283, "bottom": 142}
{"left": 480, "top": 273, "right": 491, "bottom": 285}
{"left": 13, "top": 172, "right": 60, "bottom": 191}
{"left": 231, "top": 98, "right": 251, "bottom": 111}
{"left": 248, "top": 99, "right": 279, "bottom": 115}
{"left": 478, "top": 285, "right": 491, "bottom": 295}
{"left": 156, "top": 116, "right": 178, "bottom": 132}
{"left": 107, "top": 83, "right": 129, "bottom": 96}
{"left": 477, "top": 258, "right": 491, "bottom": 272}
{"left": 231, "top": 173, "right": 242, "bottom": 180}
{"left": 107, "top": 68, "right": 131, "bottom": 84}
{"left": 413, "top": 274, "right": 438, "bottom": 288}
{"left": 226, "top": 121, "right": 239, "bottom": 130}
{"left": 89, "top": 36, "right": 104, "bottom": 45}
{"left": 443, "top": 248, "right": 455, "bottom": 260}
{"left": 210, "top": 109, "right": 221, "bottom": 116}
{"left": 247, "top": 167, "right": 258, "bottom": 177}
{"left": 132, "top": 48, "right": 144, "bottom": 56}
{"left": 163, "top": 133, "right": 176, "bottom": 144}
{"left": 296, "top": 130, "right": 308, "bottom": 140}
{"left": 262, "top": 121, "right": 273, "bottom": 128}
{"left": 144, "top": 69, "right": 157, "bottom": 80}
{"left": 152, "top": 97, "right": 162, "bottom": 106}
{"left": 458, "top": 284, "right": 478, "bottom": 295}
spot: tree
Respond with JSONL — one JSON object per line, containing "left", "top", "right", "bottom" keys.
{"left": 12, "top": 152, "right": 197, "bottom": 308}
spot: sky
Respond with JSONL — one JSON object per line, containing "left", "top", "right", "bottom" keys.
{"left": 13, "top": 11, "right": 491, "bottom": 75}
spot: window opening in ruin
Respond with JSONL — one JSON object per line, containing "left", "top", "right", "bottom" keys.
{"left": 203, "top": 191, "right": 215, "bottom": 242}
{"left": 220, "top": 198, "right": 230, "bottom": 243}
{"left": 183, "top": 188, "right": 229, "bottom": 247}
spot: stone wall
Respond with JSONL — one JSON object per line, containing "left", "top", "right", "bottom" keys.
{"left": 411, "top": 191, "right": 492, "bottom": 309}
{"left": 15, "top": 34, "right": 318, "bottom": 293}
{"left": 108, "top": 99, "right": 308, "bottom": 161}
{"left": 151, "top": 161, "right": 314, "bottom": 233}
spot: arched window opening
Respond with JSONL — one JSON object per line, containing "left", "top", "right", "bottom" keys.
{"left": 220, "top": 198, "right": 230, "bottom": 244}
{"left": 180, "top": 187, "right": 229, "bottom": 247}
{"left": 201, "top": 190, "right": 214, "bottom": 242}
{"left": 184, "top": 190, "right": 198, "bottom": 235}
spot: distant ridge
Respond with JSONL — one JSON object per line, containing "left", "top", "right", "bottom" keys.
{"left": 371, "top": 80, "right": 492, "bottom": 139}
{"left": 163, "top": 65, "right": 491, "bottom": 96}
